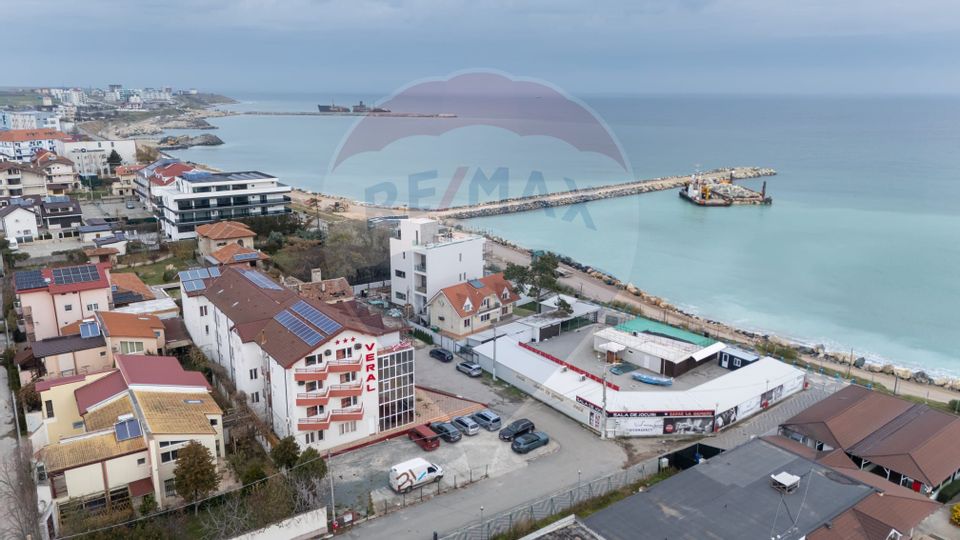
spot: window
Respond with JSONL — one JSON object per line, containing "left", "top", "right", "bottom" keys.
{"left": 459, "top": 253, "right": 462, "bottom": 262}
{"left": 464, "top": 319, "right": 471, "bottom": 328}
{"left": 45, "top": 400, "right": 54, "bottom": 418}
{"left": 164, "top": 479, "right": 176, "bottom": 497}
{"left": 205, "top": 325, "right": 210, "bottom": 336}
{"left": 160, "top": 449, "right": 179, "bottom": 463}
{"left": 304, "top": 432, "right": 316, "bottom": 445}
{"left": 250, "top": 392, "right": 260, "bottom": 403}
{"left": 86, "top": 303, "right": 98, "bottom": 311}
{"left": 336, "top": 347, "right": 352, "bottom": 360}
{"left": 394, "top": 269, "right": 406, "bottom": 278}
{"left": 249, "top": 368, "right": 258, "bottom": 380}
{"left": 137, "top": 458, "right": 146, "bottom": 466}
{"left": 339, "top": 372, "right": 357, "bottom": 384}
{"left": 339, "top": 421, "right": 357, "bottom": 435}
{"left": 158, "top": 440, "right": 185, "bottom": 448}
{"left": 72, "top": 421, "right": 84, "bottom": 429}
{"left": 480, "top": 313, "right": 490, "bottom": 322}
{"left": 209, "top": 418, "right": 218, "bottom": 426}
{"left": 120, "top": 341, "right": 144, "bottom": 354}
{"left": 200, "top": 306, "right": 208, "bottom": 317}
{"left": 64, "top": 304, "right": 73, "bottom": 312}
{"left": 395, "top": 292, "right": 406, "bottom": 301}
{"left": 307, "top": 405, "right": 323, "bottom": 417}
{"left": 734, "top": 358, "right": 741, "bottom": 367}
{"left": 305, "top": 355, "right": 318, "bottom": 366}
{"left": 502, "top": 307, "right": 509, "bottom": 315}
{"left": 340, "top": 396, "right": 357, "bottom": 408}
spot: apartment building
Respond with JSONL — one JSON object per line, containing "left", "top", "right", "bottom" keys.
{"left": 154, "top": 170, "right": 292, "bottom": 241}
{"left": 35, "top": 355, "right": 222, "bottom": 534}
{"left": 0, "top": 128, "right": 69, "bottom": 161}
{"left": 58, "top": 139, "right": 137, "bottom": 179}
{"left": 428, "top": 273, "right": 519, "bottom": 337}
{"left": 135, "top": 159, "right": 194, "bottom": 209}
{"left": 37, "top": 195, "right": 83, "bottom": 238}
{"left": 180, "top": 266, "right": 415, "bottom": 452}
{"left": 0, "top": 110, "right": 62, "bottom": 131}
{"left": 389, "top": 218, "right": 485, "bottom": 320}
{"left": 30, "top": 150, "right": 79, "bottom": 194}
{"left": 14, "top": 263, "right": 113, "bottom": 341}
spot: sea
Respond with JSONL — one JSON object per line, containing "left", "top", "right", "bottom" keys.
{"left": 164, "top": 92, "right": 960, "bottom": 376}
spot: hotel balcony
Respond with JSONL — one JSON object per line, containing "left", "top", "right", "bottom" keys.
{"left": 414, "top": 263, "right": 427, "bottom": 273}
{"left": 293, "top": 358, "right": 363, "bottom": 381}
{"left": 294, "top": 382, "right": 363, "bottom": 406}
{"left": 414, "top": 284, "right": 427, "bottom": 294}
{"left": 297, "top": 405, "right": 365, "bottom": 431}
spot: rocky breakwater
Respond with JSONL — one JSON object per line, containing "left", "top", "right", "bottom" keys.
{"left": 157, "top": 133, "right": 224, "bottom": 150}
{"left": 433, "top": 167, "right": 776, "bottom": 220}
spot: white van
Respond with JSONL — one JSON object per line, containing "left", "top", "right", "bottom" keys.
{"left": 388, "top": 457, "right": 444, "bottom": 493}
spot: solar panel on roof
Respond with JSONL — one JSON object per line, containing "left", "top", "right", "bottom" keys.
{"left": 240, "top": 269, "right": 282, "bottom": 290}
{"left": 274, "top": 310, "right": 323, "bottom": 346}
{"left": 178, "top": 268, "right": 211, "bottom": 282}
{"left": 233, "top": 252, "right": 260, "bottom": 262}
{"left": 14, "top": 270, "right": 45, "bottom": 291}
{"left": 183, "top": 280, "right": 206, "bottom": 292}
{"left": 468, "top": 279, "right": 485, "bottom": 289}
{"left": 208, "top": 267, "right": 221, "bottom": 277}
{"left": 114, "top": 418, "right": 142, "bottom": 442}
{"left": 291, "top": 300, "right": 342, "bottom": 336}
{"left": 51, "top": 265, "right": 100, "bottom": 285}
{"left": 79, "top": 321, "right": 101, "bottom": 338}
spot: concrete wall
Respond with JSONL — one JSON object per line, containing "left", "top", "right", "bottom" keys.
{"left": 39, "top": 372, "right": 114, "bottom": 443}
{"left": 63, "top": 462, "right": 104, "bottom": 500}
{"left": 229, "top": 507, "right": 327, "bottom": 540}
{"left": 43, "top": 347, "right": 110, "bottom": 378}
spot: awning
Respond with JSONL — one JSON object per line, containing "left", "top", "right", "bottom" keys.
{"left": 690, "top": 342, "right": 726, "bottom": 362}
{"left": 128, "top": 477, "right": 154, "bottom": 498}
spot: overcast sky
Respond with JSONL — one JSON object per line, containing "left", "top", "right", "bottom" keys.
{"left": 6, "top": 0, "right": 959, "bottom": 95}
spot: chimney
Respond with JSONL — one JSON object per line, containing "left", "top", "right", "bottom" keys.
{"left": 310, "top": 268, "right": 323, "bottom": 284}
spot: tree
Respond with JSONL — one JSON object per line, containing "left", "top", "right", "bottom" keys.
{"left": 246, "top": 476, "right": 295, "bottom": 529}
{"left": 292, "top": 447, "right": 327, "bottom": 482}
{"left": 504, "top": 252, "right": 559, "bottom": 313}
{"left": 270, "top": 436, "right": 300, "bottom": 471}
{"left": 106, "top": 149, "right": 123, "bottom": 174}
{"left": 556, "top": 297, "right": 573, "bottom": 316}
{"left": 138, "top": 493, "right": 158, "bottom": 516}
{"left": 174, "top": 441, "right": 219, "bottom": 513}
{"left": 0, "top": 447, "right": 42, "bottom": 540}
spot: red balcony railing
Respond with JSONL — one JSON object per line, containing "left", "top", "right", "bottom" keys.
{"left": 294, "top": 358, "right": 363, "bottom": 381}
{"left": 297, "top": 405, "right": 364, "bottom": 431}
{"left": 294, "top": 383, "right": 362, "bottom": 406}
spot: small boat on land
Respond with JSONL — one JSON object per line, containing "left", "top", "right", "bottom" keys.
{"left": 631, "top": 372, "right": 674, "bottom": 386}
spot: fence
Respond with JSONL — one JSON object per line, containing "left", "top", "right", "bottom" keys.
{"left": 408, "top": 321, "right": 470, "bottom": 359}
{"left": 438, "top": 456, "right": 662, "bottom": 540}
{"left": 368, "top": 465, "right": 491, "bottom": 517}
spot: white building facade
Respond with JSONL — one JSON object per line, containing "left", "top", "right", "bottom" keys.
{"left": 154, "top": 170, "right": 292, "bottom": 241}
{"left": 389, "top": 218, "right": 485, "bottom": 320}
{"left": 0, "top": 111, "right": 62, "bottom": 131}
{"left": 57, "top": 139, "right": 137, "bottom": 178}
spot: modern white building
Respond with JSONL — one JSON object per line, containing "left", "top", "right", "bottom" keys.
{"left": 0, "top": 110, "right": 62, "bottom": 131}
{"left": 180, "top": 266, "right": 415, "bottom": 452}
{"left": 153, "top": 170, "right": 292, "bottom": 240}
{"left": 0, "top": 204, "right": 39, "bottom": 244}
{"left": 389, "top": 218, "right": 485, "bottom": 320}
{"left": 57, "top": 139, "right": 137, "bottom": 178}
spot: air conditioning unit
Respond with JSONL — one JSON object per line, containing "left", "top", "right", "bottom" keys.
{"left": 324, "top": 350, "right": 332, "bottom": 356}
{"left": 579, "top": 375, "right": 586, "bottom": 382}
{"left": 297, "top": 381, "right": 305, "bottom": 386}
{"left": 561, "top": 367, "right": 567, "bottom": 372}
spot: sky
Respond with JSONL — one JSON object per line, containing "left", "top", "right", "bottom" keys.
{"left": 5, "top": 0, "right": 960, "bottom": 95}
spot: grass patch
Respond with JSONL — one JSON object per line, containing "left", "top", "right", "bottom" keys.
{"left": 480, "top": 373, "right": 528, "bottom": 403}
{"left": 124, "top": 257, "right": 194, "bottom": 285}
{"left": 490, "top": 468, "right": 678, "bottom": 540}
{"left": 513, "top": 303, "right": 538, "bottom": 317}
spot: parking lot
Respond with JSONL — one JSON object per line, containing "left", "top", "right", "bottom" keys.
{"left": 330, "top": 342, "right": 627, "bottom": 518}
{"left": 81, "top": 198, "right": 153, "bottom": 221}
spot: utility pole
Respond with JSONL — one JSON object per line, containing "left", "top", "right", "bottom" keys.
{"left": 328, "top": 450, "right": 336, "bottom": 524}
{"left": 491, "top": 320, "right": 497, "bottom": 382}
{"left": 11, "top": 387, "right": 21, "bottom": 445}
{"left": 600, "top": 352, "right": 608, "bottom": 440}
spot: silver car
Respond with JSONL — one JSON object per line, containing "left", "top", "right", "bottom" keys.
{"left": 457, "top": 361, "right": 483, "bottom": 377}
{"left": 471, "top": 409, "right": 502, "bottom": 431}
{"left": 452, "top": 415, "right": 480, "bottom": 436}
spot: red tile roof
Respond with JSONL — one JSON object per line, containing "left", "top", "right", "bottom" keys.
{"left": 35, "top": 373, "right": 88, "bottom": 392}
{"left": 0, "top": 128, "right": 69, "bottom": 142}
{"left": 432, "top": 273, "right": 519, "bottom": 318}
{"left": 97, "top": 311, "right": 163, "bottom": 339}
{"left": 74, "top": 370, "right": 127, "bottom": 414}
{"left": 115, "top": 354, "right": 210, "bottom": 389}
{"left": 209, "top": 243, "right": 268, "bottom": 264}
{"left": 195, "top": 221, "right": 255, "bottom": 241}
{"left": 150, "top": 162, "right": 193, "bottom": 186}
{"left": 115, "top": 164, "right": 145, "bottom": 176}
{"left": 110, "top": 272, "right": 156, "bottom": 301}
{"left": 128, "top": 477, "right": 155, "bottom": 498}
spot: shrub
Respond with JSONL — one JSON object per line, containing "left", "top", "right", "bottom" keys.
{"left": 937, "top": 478, "right": 960, "bottom": 503}
{"left": 410, "top": 328, "right": 434, "bottom": 345}
{"left": 951, "top": 503, "right": 960, "bottom": 527}
{"left": 270, "top": 436, "right": 300, "bottom": 470}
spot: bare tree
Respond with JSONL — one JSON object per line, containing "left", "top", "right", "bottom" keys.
{"left": 0, "top": 445, "right": 42, "bottom": 540}
{"left": 199, "top": 493, "right": 248, "bottom": 540}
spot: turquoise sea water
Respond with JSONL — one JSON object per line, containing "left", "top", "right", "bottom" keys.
{"left": 167, "top": 92, "right": 960, "bottom": 375}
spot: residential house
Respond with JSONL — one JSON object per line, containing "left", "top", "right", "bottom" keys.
{"left": 30, "top": 329, "right": 109, "bottom": 382}
{"left": 0, "top": 128, "right": 69, "bottom": 161}
{"left": 205, "top": 242, "right": 270, "bottom": 268}
{"left": 96, "top": 311, "right": 166, "bottom": 359}
{"left": 195, "top": 220, "right": 256, "bottom": 258}
{"left": 180, "top": 266, "right": 415, "bottom": 452}
{"left": 37, "top": 195, "right": 83, "bottom": 239}
{"left": 14, "top": 263, "right": 113, "bottom": 341}
{"left": 83, "top": 247, "right": 119, "bottom": 264}
{"left": 0, "top": 203, "right": 39, "bottom": 244}
{"left": 154, "top": 171, "right": 291, "bottom": 241}
{"left": 0, "top": 161, "right": 29, "bottom": 197}
{"left": 294, "top": 269, "right": 354, "bottom": 305}
{"left": 428, "top": 273, "right": 519, "bottom": 337}
{"left": 389, "top": 217, "right": 484, "bottom": 321}
{"left": 35, "top": 355, "right": 222, "bottom": 534}
{"left": 30, "top": 149, "right": 79, "bottom": 194}
{"left": 113, "top": 164, "right": 144, "bottom": 197}
{"left": 109, "top": 272, "right": 156, "bottom": 307}
{"left": 780, "top": 384, "right": 960, "bottom": 498}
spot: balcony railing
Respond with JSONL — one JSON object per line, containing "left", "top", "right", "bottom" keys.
{"left": 293, "top": 358, "right": 363, "bottom": 381}
{"left": 414, "top": 284, "right": 427, "bottom": 294}
{"left": 294, "top": 383, "right": 362, "bottom": 405}
{"left": 297, "top": 405, "right": 364, "bottom": 431}
{"left": 414, "top": 264, "right": 427, "bottom": 272}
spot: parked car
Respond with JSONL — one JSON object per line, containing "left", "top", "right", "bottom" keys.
{"left": 389, "top": 457, "right": 443, "bottom": 493}
{"left": 429, "top": 348, "right": 454, "bottom": 362}
{"left": 125, "top": 200, "right": 136, "bottom": 209}
{"left": 452, "top": 415, "right": 480, "bottom": 436}
{"left": 499, "top": 418, "right": 536, "bottom": 441}
{"left": 429, "top": 421, "right": 463, "bottom": 443}
{"left": 456, "top": 361, "right": 483, "bottom": 377}
{"left": 471, "top": 409, "right": 502, "bottom": 431}
{"left": 511, "top": 431, "right": 550, "bottom": 454}
{"left": 408, "top": 424, "right": 440, "bottom": 451}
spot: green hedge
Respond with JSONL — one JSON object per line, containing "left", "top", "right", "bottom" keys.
{"left": 410, "top": 328, "right": 434, "bottom": 345}
{"left": 937, "top": 478, "right": 960, "bottom": 503}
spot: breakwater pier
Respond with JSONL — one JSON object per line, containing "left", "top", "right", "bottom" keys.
{"left": 427, "top": 167, "right": 776, "bottom": 219}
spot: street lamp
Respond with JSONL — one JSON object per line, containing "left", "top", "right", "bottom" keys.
{"left": 480, "top": 505, "right": 485, "bottom": 540}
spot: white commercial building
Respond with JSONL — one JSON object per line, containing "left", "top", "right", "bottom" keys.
{"left": 154, "top": 170, "right": 292, "bottom": 241}
{"left": 474, "top": 336, "right": 805, "bottom": 437}
{"left": 180, "top": 266, "right": 416, "bottom": 453}
{"left": 389, "top": 218, "right": 485, "bottom": 320}
{"left": 0, "top": 110, "right": 62, "bottom": 131}
{"left": 0, "top": 128, "right": 68, "bottom": 161}
{"left": 58, "top": 139, "right": 137, "bottom": 178}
